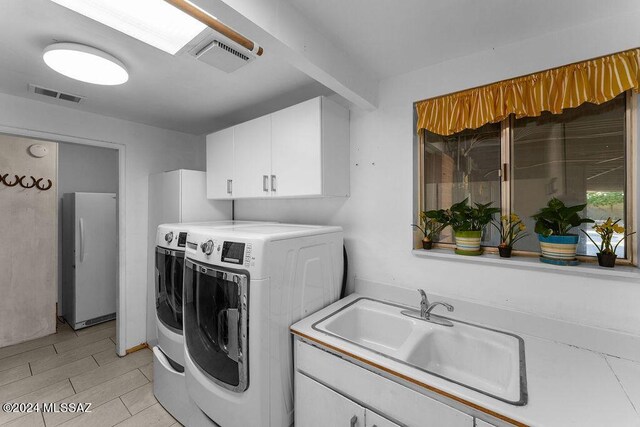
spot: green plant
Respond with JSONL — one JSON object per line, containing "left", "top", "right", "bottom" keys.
{"left": 532, "top": 198, "right": 594, "bottom": 237}
{"left": 412, "top": 211, "right": 446, "bottom": 241}
{"left": 587, "top": 191, "right": 624, "bottom": 210}
{"left": 491, "top": 213, "right": 529, "bottom": 248}
{"left": 582, "top": 217, "right": 635, "bottom": 254}
{"left": 425, "top": 198, "right": 500, "bottom": 232}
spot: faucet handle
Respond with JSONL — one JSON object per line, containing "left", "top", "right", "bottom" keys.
{"left": 417, "top": 289, "right": 429, "bottom": 305}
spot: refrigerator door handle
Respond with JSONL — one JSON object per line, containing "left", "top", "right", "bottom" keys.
{"left": 79, "top": 218, "right": 85, "bottom": 263}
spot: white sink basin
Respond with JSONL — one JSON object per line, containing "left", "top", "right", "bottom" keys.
{"left": 314, "top": 298, "right": 526, "bottom": 405}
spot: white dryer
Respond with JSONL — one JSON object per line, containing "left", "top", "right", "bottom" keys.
{"left": 153, "top": 221, "right": 265, "bottom": 426}
{"left": 183, "top": 223, "right": 343, "bottom": 427}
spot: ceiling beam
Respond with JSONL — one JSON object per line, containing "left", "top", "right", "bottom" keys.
{"left": 187, "top": 0, "right": 378, "bottom": 110}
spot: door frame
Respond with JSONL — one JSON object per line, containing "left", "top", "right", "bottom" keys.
{"left": 0, "top": 125, "right": 127, "bottom": 356}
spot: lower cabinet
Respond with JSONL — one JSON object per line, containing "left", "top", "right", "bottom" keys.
{"left": 295, "top": 339, "right": 475, "bottom": 427}
{"left": 295, "top": 372, "right": 400, "bottom": 427}
{"left": 366, "top": 410, "right": 402, "bottom": 427}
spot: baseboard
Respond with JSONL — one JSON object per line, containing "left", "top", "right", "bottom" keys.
{"left": 126, "top": 342, "right": 149, "bottom": 354}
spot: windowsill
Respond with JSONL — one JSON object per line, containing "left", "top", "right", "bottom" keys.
{"left": 412, "top": 248, "right": 640, "bottom": 280}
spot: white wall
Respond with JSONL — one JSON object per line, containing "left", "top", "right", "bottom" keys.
{"left": 0, "top": 92, "right": 205, "bottom": 351}
{"left": 57, "top": 143, "right": 119, "bottom": 316}
{"left": 236, "top": 12, "right": 640, "bottom": 336}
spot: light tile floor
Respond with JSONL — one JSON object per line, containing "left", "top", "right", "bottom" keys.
{"left": 0, "top": 320, "right": 179, "bottom": 427}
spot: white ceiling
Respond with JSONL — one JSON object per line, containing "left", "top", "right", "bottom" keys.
{"left": 0, "top": 0, "right": 329, "bottom": 134}
{"left": 286, "top": 0, "right": 640, "bottom": 79}
{"left": 2, "top": 1, "right": 639, "bottom": 135}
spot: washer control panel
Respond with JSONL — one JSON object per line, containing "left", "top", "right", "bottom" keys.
{"left": 185, "top": 231, "right": 264, "bottom": 276}
{"left": 221, "top": 241, "right": 245, "bottom": 265}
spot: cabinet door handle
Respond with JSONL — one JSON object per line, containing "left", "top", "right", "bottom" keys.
{"left": 226, "top": 179, "right": 233, "bottom": 194}
{"left": 350, "top": 415, "right": 358, "bottom": 427}
{"left": 271, "top": 175, "right": 277, "bottom": 192}
{"left": 263, "top": 175, "right": 269, "bottom": 192}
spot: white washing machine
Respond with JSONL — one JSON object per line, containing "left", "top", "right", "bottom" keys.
{"left": 183, "top": 223, "right": 343, "bottom": 427}
{"left": 153, "top": 221, "right": 266, "bottom": 426}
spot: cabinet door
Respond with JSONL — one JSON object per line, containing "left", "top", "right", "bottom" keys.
{"left": 271, "top": 97, "right": 322, "bottom": 197}
{"left": 475, "top": 420, "right": 498, "bottom": 427}
{"left": 366, "top": 410, "right": 401, "bottom": 427}
{"left": 232, "top": 115, "right": 272, "bottom": 198}
{"left": 206, "top": 128, "right": 234, "bottom": 199}
{"left": 296, "top": 372, "right": 365, "bottom": 427}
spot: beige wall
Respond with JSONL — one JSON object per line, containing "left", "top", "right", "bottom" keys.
{"left": 0, "top": 135, "right": 58, "bottom": 347}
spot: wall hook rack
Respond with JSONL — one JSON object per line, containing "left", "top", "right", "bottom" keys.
{"left": 0, "top": 173, "right": 53, "bottom": 191}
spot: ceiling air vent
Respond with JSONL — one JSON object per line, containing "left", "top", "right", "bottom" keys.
{"left": 28, "top": 84, "right": 84, "bottom": 103}
{"left": 189, "top": 39, "right": 254, "bottom": 73}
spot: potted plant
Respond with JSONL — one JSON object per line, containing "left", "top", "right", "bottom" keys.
{"left": 491, "top": 213, "right": 529, "bottom": 258}
{"left": 532, "top": 198, "right": 594, "bottom": 265}
{"left": 426, "top": 198, "right": 499, "bottom": 256}
{"left": 411, "top": 211, "right": 446, "bottom": 250}
{"left": 581, "top": 218, "right": 635, "bottom": 268}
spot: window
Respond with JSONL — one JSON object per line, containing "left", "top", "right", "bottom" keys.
{"left": 423, "top": 123, "right": 502, "bottom": 246}
{"left": 418, "top": 92, "right": 635, "bottom": 261}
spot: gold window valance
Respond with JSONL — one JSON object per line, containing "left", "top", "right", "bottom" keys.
{"left": 415, "top": 48, "right": 640, "bottom": 136}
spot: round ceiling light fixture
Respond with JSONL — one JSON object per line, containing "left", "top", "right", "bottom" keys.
{"left": 43, "top": 42, "right": 128, "bottom": 85}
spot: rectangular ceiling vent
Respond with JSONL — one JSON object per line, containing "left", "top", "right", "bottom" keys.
{"left": 189, "top": 38, "right": 254, "bottom": 73}
{"left": 28, "top": 84, "right": 84, "bottom": 103}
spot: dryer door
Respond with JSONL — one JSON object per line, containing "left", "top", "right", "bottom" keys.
{"left": 184, "top": 259, "right": 248, "bottom": 393}
{"left": 155, "top": 248, "right": 184, "bottom": 333}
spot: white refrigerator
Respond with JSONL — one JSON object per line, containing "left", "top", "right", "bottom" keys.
{"left": 146, "top": 169, "right": 232, "bottom": 343}
{"left": 62, "top": 192, "right": 117, "bottom": 330}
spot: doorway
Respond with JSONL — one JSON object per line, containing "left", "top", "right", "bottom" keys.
{"left": 58, "top": 143, "right": 119, "bottom": 334}
{"left": 0, "top": 130, "right": 125, "bottom": 355}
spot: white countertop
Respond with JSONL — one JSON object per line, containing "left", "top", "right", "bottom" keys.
{"left": 291, "top": 294, "right": 640, "bottom": 427}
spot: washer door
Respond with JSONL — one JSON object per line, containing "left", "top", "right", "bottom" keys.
{"left": 155, "top": 247, "right": 184, "bottom": 333}
{"left": 184, "top": 259, "right": 248, "bottom": 392}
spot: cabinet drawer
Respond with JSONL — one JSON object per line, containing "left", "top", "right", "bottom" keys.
{"left": 296, "top": 340, "right": 473, "bottom": 427}
{"left": 476, "top": 420, "right": 498, "bottom": 427}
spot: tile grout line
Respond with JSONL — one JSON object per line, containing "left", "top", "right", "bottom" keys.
{"left": 604, "top": 355, "right": 639, "bottom": 416}
{"left": 27, "top": 340, "right": 114, "bottom": 377}
{"left": 0, "top": 341, "right": 60, "bottom": 363}
{"left": 120, "top": 396, "right": 133, "bottom": 417}
{"left": 28, "top": 362, "right": 33, "bottom": 376}
{"left": 68, "top": 378, "right": 76, "bottom": 395}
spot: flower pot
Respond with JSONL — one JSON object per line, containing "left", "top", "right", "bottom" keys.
{"left": 422, "top": 239, "right": 433, "bottom": 250}
{"left": 597, "top": 252, "right": 617, "bottom": 268}
{"left": 538, "top": 234, "right": 579, "bottom": 265}
{"left": 498, "top": 246, "right": 512, "bottom": 258}
{"left": 454, "top": 230, "right": 482, "bottom": 255}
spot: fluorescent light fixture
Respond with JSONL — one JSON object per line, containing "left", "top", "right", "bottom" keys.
{"left": 50, "top": 0, "right": 207, "bottom": 55}
{"left": 43, "top": 43, "right": 129, "bottom": 85}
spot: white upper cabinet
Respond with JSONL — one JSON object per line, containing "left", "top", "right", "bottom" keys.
{"left": 206, "top": 127, "right": 234, "bottom": 199}
{"left": 232, "top": 115, "right": 272, "bottom": 198}
{"left": 271, "top": 97, "right": 322, "bottom": 197}
{"left": 206, "top": 96, "right": 349, "bottom": 199}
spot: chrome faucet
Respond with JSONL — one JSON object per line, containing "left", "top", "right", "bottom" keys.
{"left": 418, "top": 289, "right": 454, "bottom": 319}
{"left": 402, "top": 289, "right": 455, "bottom": 327}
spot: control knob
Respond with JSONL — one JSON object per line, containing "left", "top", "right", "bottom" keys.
{"left": 164, "top": 232, "right": 173, "bottom": 243}
{"left": 200, "top": 240, "right": 214, "bottom": 255}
